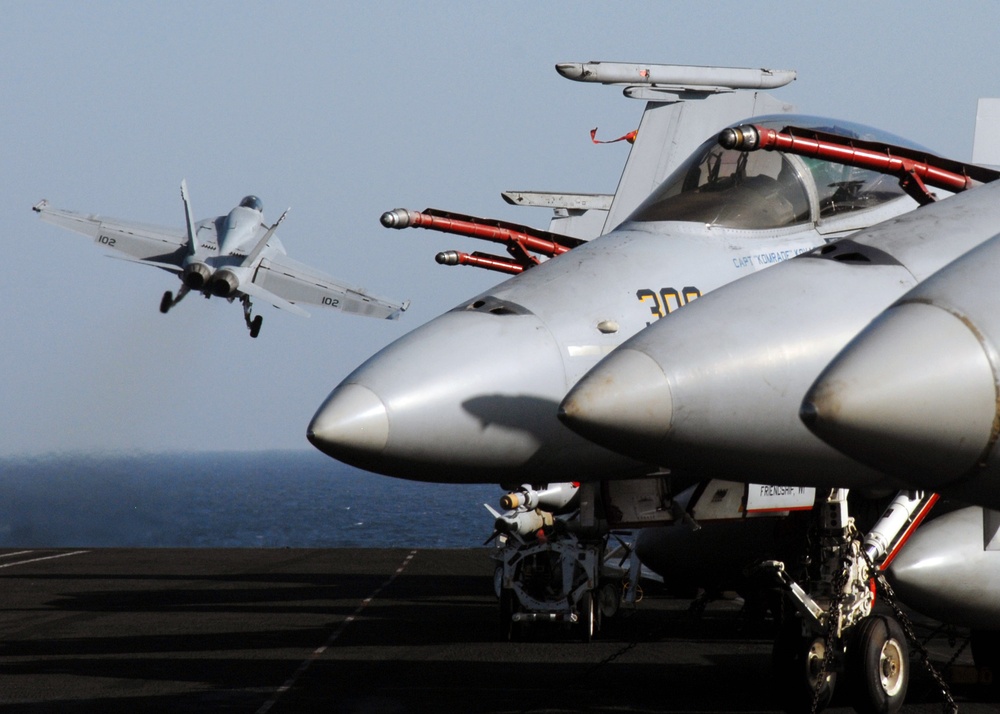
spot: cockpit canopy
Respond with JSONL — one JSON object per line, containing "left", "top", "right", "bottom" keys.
{"left": 627, "top": 115, "right": 928, "bottom": 230}
{"left": 240, "top": 195, "right": 263, "bottom": 212}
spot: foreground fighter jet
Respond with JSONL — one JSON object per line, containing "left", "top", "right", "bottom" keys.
{"left": 556, "top": 126, "right": 1000, "bottom": 710}
{"left": 306, "top": 63, "right": 980, "bottom": 712}
{"left": 803, "top": 229, "right": 1000, "bottom": 509}
{"left": 33, "top": 181, "right": 408, "bottom": 337}
{"left": 800, "top": 217, "right": 1000, "bottom": 672}
{"left": 308, "top": 118, "right": 926, "bottom": 483}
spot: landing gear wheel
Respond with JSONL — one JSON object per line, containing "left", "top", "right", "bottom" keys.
{"left": 971, "top": 628, "right": 1000, "bottom": 671}
{"left": 773, "top": 617, "right": 836, "bottom": 713}
{"left": 580, "top": 590, "right": 596, "bottom": 643}
{"left": 971, "top": 629, "right": 1000, "bottom": 695}
{"left": 249, "top": 314, "right": 263, "bottom": 338}
{"left": 160, "top": 291, "right": 173, "bottom": 314}
{"left": 498, "top": 589, "right": 517, "bottom": 642}
{"left": 847, "top": 614, "right": 908, "bottom": 714}
{"left": 598, "top": 581, "right": 620, "bottom": 620}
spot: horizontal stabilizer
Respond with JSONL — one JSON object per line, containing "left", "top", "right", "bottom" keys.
{"left": 501, "top": 191, "right": 613, "bottom": 212}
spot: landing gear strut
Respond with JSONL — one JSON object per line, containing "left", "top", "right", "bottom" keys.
{"left": 160, "top": 286, "right": 190, "bottom": 314}
{"left": 765, "top": 489, "right": 943, "bottom": 714}
{"left": 241, "top": 296, "right": 263, "bottom": 338}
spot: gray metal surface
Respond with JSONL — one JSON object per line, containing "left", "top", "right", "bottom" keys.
{"left": 559, "top": 180, "right": 1000, "bottom": 492}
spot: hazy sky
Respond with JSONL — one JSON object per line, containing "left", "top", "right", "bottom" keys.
{"left": 3, "top": 1, "right": 998, "bottom": 456}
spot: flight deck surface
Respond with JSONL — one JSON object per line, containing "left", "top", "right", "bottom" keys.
{"left": 0, "top": 548, "right": 993, "bottom": 713}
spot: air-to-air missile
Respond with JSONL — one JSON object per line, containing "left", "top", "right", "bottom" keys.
{"left": 499, "top": 482, "right": 579, "bottom": 512}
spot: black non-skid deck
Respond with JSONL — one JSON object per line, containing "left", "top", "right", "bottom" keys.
{"left": 0, "top": 548, "right": 993, "bottom": 713}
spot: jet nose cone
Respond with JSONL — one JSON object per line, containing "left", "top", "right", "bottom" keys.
{"left": 307, "top": 307, "right": 606, "bottom": 483}
{"left": 559, "top": 347, "right": 672, "bottom": 457}
{"left": 803, "top": 302, "right": 997, "bottom": 488}
{"left": 307, "top": 383, "right": 389, "bottom": 460}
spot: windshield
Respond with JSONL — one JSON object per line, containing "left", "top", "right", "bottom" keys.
{"left": 627, "top": 115, "right": 922, "bottom": 230}
{"left": 240, "top": 195, "right": 263, "bottom": 212}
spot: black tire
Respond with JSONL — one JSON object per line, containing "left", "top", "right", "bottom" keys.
{"left": 847, "top": 614, "right": 908, "bottom": 714}
{"left": 970, "top": 629, "right": 1000, "bottom": 695}
{"left": 971, "top": 629, "right": 1000, "bottom": 671}
{"left": 773, "top": 616, "right": 836, "bottom": 713}
{"left": 160, "top": 291, "right": 172, "bottom": 314}
{"left": 250, "top": 315, "right": 263, "bottom": 338}
{"left": 498, "top": 589, "right": 516, "bottom": 642}
{"left": 579, "top": 590, "right": 596, "bottom": 643}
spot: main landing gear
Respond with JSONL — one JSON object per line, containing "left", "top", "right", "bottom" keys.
{"left": 159, "top": 286, "right": 190, "bottom": 314}
{"left": 241, "top": 295, "right": 263, "bottom": 338}
{"left": 161, "top": 288, "right": 262, "bottom": 338}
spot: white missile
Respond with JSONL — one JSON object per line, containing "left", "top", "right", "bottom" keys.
{"left": 500, "top": 482, "right": 579, "bottom": 512}
{"left": 555, "top": 62, "right": 796, "bottom": 90}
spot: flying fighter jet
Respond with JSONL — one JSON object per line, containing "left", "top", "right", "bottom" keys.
{"left": 33, "top": 181, "right": 409, "bottom": 337}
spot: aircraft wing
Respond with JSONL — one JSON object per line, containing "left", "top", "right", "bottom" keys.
{"left": 33, "top": 201, "right": 188, "bottom": 268}
{"left": 252, "top": 253, "right": 409, "bottom": 320}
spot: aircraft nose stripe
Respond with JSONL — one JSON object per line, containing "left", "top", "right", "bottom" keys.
{"left": 558, "top": 348, "right": 673, "bottom": 452}
{"left": 307, "top": 384, "right": 389, "bottom": 458}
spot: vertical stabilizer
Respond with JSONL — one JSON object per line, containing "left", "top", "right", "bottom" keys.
{"left": 973, "top": 98, "right": 1000, "bottom": 165}
{"left": 180, "top": 179, "right": 199, "bottom": 257}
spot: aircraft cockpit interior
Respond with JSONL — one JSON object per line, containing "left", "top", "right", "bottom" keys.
{"left": 626, "top": 115, "right": 923, "bottom": 230}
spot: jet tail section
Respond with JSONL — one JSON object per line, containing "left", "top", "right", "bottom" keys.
{"left": 180, "top": 180, "right": 200, "bottom": 258}
{"left": 973, "top": 98, "right": 1000, "bottom": 166}
{"left": 504, "top": 62, "right": 797, "bottom": 240}
{"left": 242, "top": 208, "right": 290, "bottom": 268}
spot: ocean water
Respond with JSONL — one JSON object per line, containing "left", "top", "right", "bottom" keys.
{"left": 0, "top": 450, "right": 501, "bottom": 548}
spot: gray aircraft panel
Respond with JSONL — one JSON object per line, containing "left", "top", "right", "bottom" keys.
{"left": 309, "top": 117, "right": 928, "bottom": 484}
{"left": 803, "top": 228, "right": 1000, "bottom": 508}
{"left": 254, "top": 254, "right": 407, "bottom": 320}
{"left": 558, "top": 178, "right": 1000, "bottom": 491}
